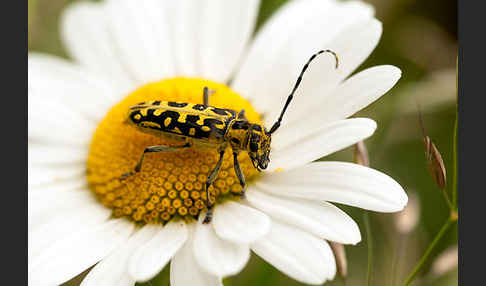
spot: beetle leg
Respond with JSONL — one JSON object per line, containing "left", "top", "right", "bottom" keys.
{"left": 203, "top": 86, "right": 215, "bottom": 107}
{"left": 202, "top": 148, "right": 226, "bottom": 224}
{"left": 203, "top": 87, "right": 209, "bottom": 106}
{"left": 237, "top": 109, "right": 246, "bottom": 120}
{"left": 120, "top": 142, "right": 191, "bottom": 180}
{"left": 232, "top": 151, "right": 247, "bottom": 199}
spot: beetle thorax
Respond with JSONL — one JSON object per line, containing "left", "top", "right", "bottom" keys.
{"left": 226, "top": 120, "right": 252, "bottom": 151}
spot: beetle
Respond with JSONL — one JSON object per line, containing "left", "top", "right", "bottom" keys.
{"left": 121, "top": 49, "right": 339, "bottom": 223}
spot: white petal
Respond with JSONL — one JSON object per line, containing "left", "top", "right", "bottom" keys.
{"left": 128, "top": 221, "right": 188, "bottom": 282}
{"left": 282, "top": 65, "right": 402, "bottom": 131}
{"left": 28, "top": 164, "right": 86, "bottom": 187}
{"left": 258, "top": 162, "right": 408, "bottom": 212}
{"left": 28, "top": 90, "right": 93, "bottom": 147}
{"left": 171, "top": 224, "right": 222, "bottom": 286}
{"left": 28, "top": 187, "right": 93, "bottom": 230}
{"left": 198, "top": 0, "right": 260, "bottom": 82}
{"left": 212, "top": 201, "right": 271, "bottom": 244}
{"left": 246, "top": 189, "right": 361, "bottom": 244}
{"left": 29, "top": 218, "right": 134, "bottom": 286}
{"left": 193, "top": 211, "right": 250, "bottom": 277}
{"left": 272, "top": 117, "right": 376, "bottom": 153}
{"left": 28, "top": 176, "right": 86, "bottom": 193}
{"left": 28, "top": 52, "right": 120, "bottom": 122}
{"left": 266, "top": 18, "right": 384, "bottom": 127}
{"left": 268, "top": 118, "right": 377, "bottom": 171}
{"left": 81, "top": 225, "right": 160, "bottom": 286}
{"left": 104, "top": 0, "right": 175, "bottom": 83}
{"left": 322, "top": 64, "right": 401, "bottom": 121}
{"left": 28, "top": 183, "right": 86, "bottom": 202}
{"left": 29, "top": 203, "right": 111, "bottom": 261}
{"left": 60, "top": 1, "right": 137, "bottom": 92}
{"left": 28, "top": 144, "right": 87, "bottom": 166}
{"left": 232, "top": 0, "right": 374, "bottom": 117}
{"left": 266, "top": 17, "right": 383, "bottom": 127}
{"left": 164, "top": 0, "right": 202, "bottom": 76}
{"left": 321, "top": 18, "right": 383, "bottom": 86}
{"left": 251, "top": 220, "right": 336, "bottom": 284}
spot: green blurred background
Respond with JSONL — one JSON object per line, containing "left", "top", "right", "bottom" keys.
{"left": 28, "top": 0, "right": 458, "bottom": 285}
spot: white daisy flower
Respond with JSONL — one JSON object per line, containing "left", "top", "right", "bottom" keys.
{"left": 28, "top": 0, "right": 408, "bottom": 285}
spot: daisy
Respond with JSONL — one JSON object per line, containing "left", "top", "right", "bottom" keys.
{"left": 28, "top": 0, "right": 408, "bottom": 285}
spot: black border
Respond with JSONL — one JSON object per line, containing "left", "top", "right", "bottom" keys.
{"left": 7, "top": 0, "right": 28, "bottom": 284}
{"left": 458, "top": 1, "right": 485, "bottom": 285}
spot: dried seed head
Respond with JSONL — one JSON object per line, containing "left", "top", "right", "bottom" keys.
{"left": 425, "top": 137, "right": 447, "bottom": 189}
{"left": 329, "top": 241, "right": 347, "bottom": 279}
{"left": 394, "top": 192, "right": 420, "bottom": 234}
{"left": 418, "top": 110, "right": 447, "bottom": 189}
{"left": 354, "top": 141, "right": 369, "bottom": 167}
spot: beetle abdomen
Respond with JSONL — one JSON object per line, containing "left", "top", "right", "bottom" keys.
{"left": 127, "top": 101, "right": 236, "bottom": 143}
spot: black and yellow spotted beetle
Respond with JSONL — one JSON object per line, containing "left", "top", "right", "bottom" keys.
{"left": 122, "top": 50, "right": 339, "bottom": 223}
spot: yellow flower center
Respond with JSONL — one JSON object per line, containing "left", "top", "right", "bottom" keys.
{"left": 87, "top": 78, "right": 261, "bottom": 224}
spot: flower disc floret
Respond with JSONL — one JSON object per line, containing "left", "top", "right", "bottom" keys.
{"left": 87, "top": 78, "right": 261, "bottom": 224}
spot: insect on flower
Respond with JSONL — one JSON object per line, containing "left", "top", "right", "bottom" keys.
{"left": 121, "top": 50, "right": 339, "bottom": 223}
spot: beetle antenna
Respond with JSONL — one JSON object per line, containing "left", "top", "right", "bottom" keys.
{"left": 268, "top": 49, "right": 339, "bottom": 134}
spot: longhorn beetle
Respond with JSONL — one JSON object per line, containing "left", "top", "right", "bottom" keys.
{"left": 122, "top": 50, "right": 339, "bottom": 223}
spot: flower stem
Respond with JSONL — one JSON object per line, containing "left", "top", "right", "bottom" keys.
{"left": 363, "top": 211, "right": 373, "bottom": 286}
{"left": 441, "top": 186, "right": 454, "bottom": 211}
{"left": 402, "top": 216, "right": 456, "bottom": 286}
